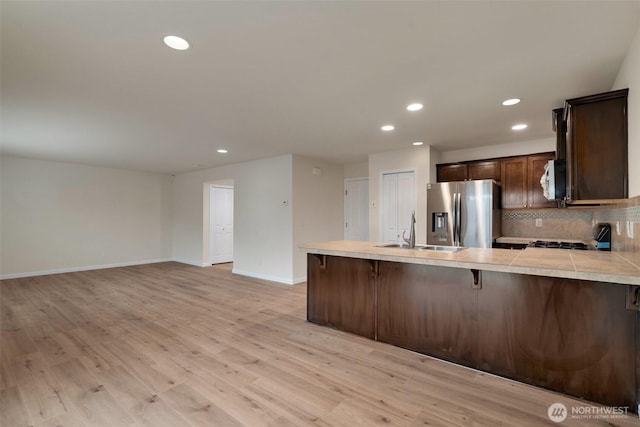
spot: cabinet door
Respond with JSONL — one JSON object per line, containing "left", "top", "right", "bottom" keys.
{"left": 477, "top": 272, "right": 636, "bottom": 409}
{"left": 527, "top": 154, "right": 556, "bottom": 208}
{"left": 437, "top": 164, "right": 468, "bottom": 182}
{"left": 468, "top": 160, "right": 501, "bottom": 181}
{"left": 500, "top": 157, "right": 528, "bottom": 209}
{"left": 306, "top": 254, "right": 375, "bottom": 339}
{"left": 568, "top": 92, "right": 627, "bottom": 201}
{"left": 377, "top": 261, "right": 478, "bottom": 366}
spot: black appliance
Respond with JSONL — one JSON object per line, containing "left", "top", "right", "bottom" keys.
{"left": 594, "top": 223, "right": 611, "bottom": 251}
{"left": 528, "top": 240, "right": 589, "bottom": 250}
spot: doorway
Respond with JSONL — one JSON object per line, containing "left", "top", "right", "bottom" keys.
{"left": 381, "top": 171, "right": 416, "bottom": 243}
{"left": 344, "top": 178, "right": 369, "bottom": 241}
{"left": 209, "top": 185, "right": 234, "bottom": 265}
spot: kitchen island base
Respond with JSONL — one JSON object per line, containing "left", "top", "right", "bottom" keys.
{"left": 307, "top": 253, "right": 639, "bottom": 412}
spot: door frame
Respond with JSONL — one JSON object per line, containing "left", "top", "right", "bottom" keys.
{"left": 202, "top": 179, "right": 234, "bottom": 266}
{"left": 209, "top": 184, "right": 234, "bottom": 264}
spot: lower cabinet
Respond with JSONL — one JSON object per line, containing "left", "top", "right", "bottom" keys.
{"left": 307, "top": 254, "right": 638, "bottom": 410}
{"left": 307, "top": 254, "right": 375, "bottom": 339}
{"left": 477, "top": 272, "right": 636, "bottom": 410}
{"left": 376, "top": 262, "right": 478, "bottom": 366}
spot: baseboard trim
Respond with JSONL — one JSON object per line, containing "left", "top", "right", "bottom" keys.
{"left": 231, "top": 268, "right": 295, "bottom": 285}
{"left": 172, "top": 258, "right": 209, "bottom": 267}
{"left": 292, "top": 275, "right": 307, "bottom": 284}
{"left": 0, "top": 258, "right": 173, "bottom": 280}
{"left": 1, "top": 260, "right": 307, "bottom": 285}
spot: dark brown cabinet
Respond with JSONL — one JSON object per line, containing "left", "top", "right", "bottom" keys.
{"left": 527, "top": 154, "right": 556, "bottom": 208}
{"left": 437, "top": 160, "right": 501, "bottom": 182}
{"left": 306, "top": 254, "right": 639, "bottom": 410}
{"left": 376, "top": 262, "right": 478, "bottom": 366}
{"left": 564, "top": 89, "right": 628, "bottom": 202}
{"left": 468, "top": 160, "right": 501, "bottom": 181}
{"left": 501, "top": 153, "right": 555, "bottom": 209}
{"left": 307, "top": 254, "right": 375, "bottom": 339}
{"left": 477, "top": 272, "right": 636, "bottom": 409}
{"left": 500, "top": 157, "right": 527, "bottom": 209}
{"left": 436, "top": 163, "right": 468, "bottom": 182}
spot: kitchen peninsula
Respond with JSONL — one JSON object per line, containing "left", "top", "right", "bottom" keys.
{"left": 300, "top": 241, "right": 640, "bottom": 413}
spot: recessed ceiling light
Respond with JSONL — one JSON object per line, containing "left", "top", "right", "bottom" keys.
{"left": 381, "top": 125, "right": 395, "bottom": 131}
{"left": 502, "top": 98, "right": 521, "bottom": 106}
{"left": 512, "top": 123, "right": 528, "bottom": 130}
{"left": 407, "top": 103, "right": 423, "bottom": 111}
{"left": 217, "top": 149, "right": 228, "bottom": 154}
{"left": 412, "top": 141, "right": 424, "bottom": 146}
{"left": 163, "top": 35, "right": 190, "bottom": 50}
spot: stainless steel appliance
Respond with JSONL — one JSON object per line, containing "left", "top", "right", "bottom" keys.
{"left": 528, "top": 240, "right": 588, "bottom": 250}
{"left": 427, "top": 180, "right": 501, "bottom": 248}
{"left": 541, "top": 159, "right": 566, "bottom": 204}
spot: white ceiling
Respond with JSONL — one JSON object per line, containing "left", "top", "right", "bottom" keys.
{"left": 2, "top": 1, "right": 640, "bottom": 174}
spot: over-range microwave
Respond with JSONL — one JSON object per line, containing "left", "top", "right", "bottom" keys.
{"left": 541, "top": 159, "right": 566, "bottom": 204}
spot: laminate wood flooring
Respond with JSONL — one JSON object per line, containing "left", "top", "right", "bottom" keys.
{"left": 1, "top": 262, "right": 638, "bottom": 426}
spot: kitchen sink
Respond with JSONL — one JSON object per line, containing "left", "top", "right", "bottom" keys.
{"left": 376, "top": 243, "right": 466, "bottom": 252}
{"left": 377, "top": 243, "right": 414, "bottom": 249}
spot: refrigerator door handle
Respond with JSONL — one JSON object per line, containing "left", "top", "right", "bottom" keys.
{"left": 451, "top": 193, "right": 456, "bottom": 246}
{"left": 453, "top": 192, "right": 459, "bottom": 246}
{"left": 456, "top": 193, "right": 462, "bottom": 246}
{"left": 452, "top": 193, "right": 457, "bottom": 246}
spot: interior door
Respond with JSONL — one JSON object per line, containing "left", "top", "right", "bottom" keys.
{"left": 210, "top": 186, "right": 234, "bottom": 264}
{"left": 344, "top": 178, "right": 369, "bottom": 241}
{"left": 382, "top": 172, "right": 416, "bottom": 243}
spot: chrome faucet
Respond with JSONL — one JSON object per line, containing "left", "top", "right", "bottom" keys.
{"left": 402, "top": 211, "right": 416, "bottom": 249}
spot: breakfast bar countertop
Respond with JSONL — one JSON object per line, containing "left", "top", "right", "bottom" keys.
{"left": 299, "top": 240, "right": 640, "bottom": 286}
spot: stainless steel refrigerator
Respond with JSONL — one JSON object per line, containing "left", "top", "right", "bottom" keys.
{"left": 426, "top": 180, "right": 501, "bottom": 248}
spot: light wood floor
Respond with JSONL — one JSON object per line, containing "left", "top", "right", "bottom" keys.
{"left": 1, "top": 262, "right": 638, "bottom": 427}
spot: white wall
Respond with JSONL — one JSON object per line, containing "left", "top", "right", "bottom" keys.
{"left": 613, "top": 20, "right": 640, "bottom": 197}
{"left": 438, "top": 137, "right": 556, "bottom": 164}
{"left": 233, "top": 156, "right": 293, "bottom": 283}
{"left": 174, "top": 153, "right": 343, "bottom": 285}
{"left": 172, "top": 155, "right": 294, "bottom": 283}
{"left": 343, "top": 161, "right": 368, "bottom": 179}
{"left": 0, "top": 156, "right": 173, "bottom": 278}
{"left": 368, "top": 146, "right": 432, "bottom": 244}
{"left": 292, "top": 155, "right": 344, "bottom": 282}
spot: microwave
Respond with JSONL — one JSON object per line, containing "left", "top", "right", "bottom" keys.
{"left": 541, "top": 159, "right": 566, "bottom": 203}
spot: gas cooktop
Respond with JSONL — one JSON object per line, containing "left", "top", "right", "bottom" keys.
{"left": 528, "top": 240, "right": 589, "bottom": 250}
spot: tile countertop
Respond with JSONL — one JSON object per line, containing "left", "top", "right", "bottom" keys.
{"left": 496, "top": 236, "right": 590, "bottom": 244}
{"left": 299, "top": 240, "right": 640, "bottom": 286}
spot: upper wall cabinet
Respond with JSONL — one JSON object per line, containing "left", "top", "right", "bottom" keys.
{"left": 437, "top": 163, "right": 468, "bottom": 182}
{"left": 469, "top": 160, "right": 501, "bottom": 181}
{"left": 501, "top": 153, "right": 556, "bottom": 209}
{"left": 437, "top": 159, "right": 501, "bottom": 182}
{"left": 563, "top": 89, "right": 628, "bottom": 203}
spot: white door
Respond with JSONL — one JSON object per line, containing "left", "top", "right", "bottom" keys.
{"left": 344, "top": 178, "right": 369, "bottom": 241}
{"left": 210, "top": 186, "right": 234, "bottom": 264}
{"left": 382, "top": 172, "right": 415, "bottom": 243}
